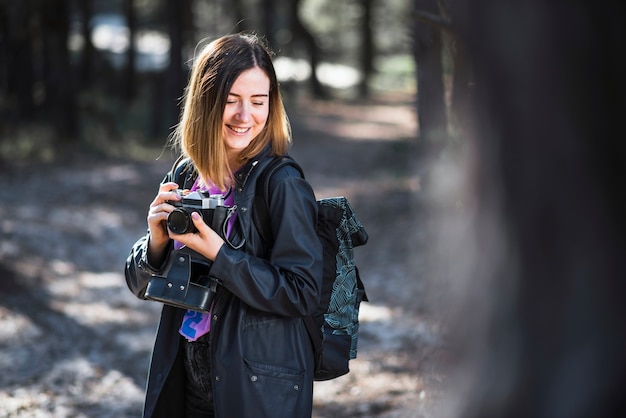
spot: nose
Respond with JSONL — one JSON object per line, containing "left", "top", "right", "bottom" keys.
{"left": 235, "top": 103, "right": 251, "bottom": 123}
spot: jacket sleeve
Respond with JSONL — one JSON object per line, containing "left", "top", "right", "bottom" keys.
{"left": 125, "top": 232, "right": 173, "bottom": 298}
{"left": 124, "top": 167, "right": 178, "bottom": 299}
{"left": 209, "top": 165, "right": 323, "bottom": 317}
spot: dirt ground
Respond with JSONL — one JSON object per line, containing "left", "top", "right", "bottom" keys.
{"left": 0, "top": 93, "right": 448, "bottom": 417}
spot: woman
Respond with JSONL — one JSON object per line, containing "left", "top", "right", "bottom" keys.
{"left": 125, "top": 33, "right": 323, "bottom": 418}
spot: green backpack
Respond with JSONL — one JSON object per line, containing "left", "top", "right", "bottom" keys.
{"left": 253, "top": 155, "right": 369, "bottom": 381}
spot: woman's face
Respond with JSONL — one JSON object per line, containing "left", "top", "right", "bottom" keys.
{"left": 222, "top": 66, "right": 270, "bottom": 165}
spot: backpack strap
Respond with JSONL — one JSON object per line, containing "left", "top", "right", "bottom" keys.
{"left": 253, "top": 155, "right": 304, "bottom": 246}
{"left": 169, "top": 156, "right": 197, "bottom": 189}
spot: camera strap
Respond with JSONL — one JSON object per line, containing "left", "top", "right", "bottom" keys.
{"left": 222, "top": 206, "right": 245, "bottom": 250}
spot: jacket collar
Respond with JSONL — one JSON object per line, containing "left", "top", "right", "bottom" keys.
{"left": 234, "top": 146, "right": 274, "bottom": 189}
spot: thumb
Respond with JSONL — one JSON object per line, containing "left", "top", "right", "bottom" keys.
{"left": 190, "top": 211, "right": 208, "bottom": 232}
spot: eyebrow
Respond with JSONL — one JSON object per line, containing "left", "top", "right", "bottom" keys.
{"left": 228, "top": 92, "right": 269, "bottom": 98}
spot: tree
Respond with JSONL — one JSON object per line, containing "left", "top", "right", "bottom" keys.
{"left": 123, "top": 0, "right": 137, "bottom": 101}
{"left": 1, "top": 0, "right": 36, "bottom": 123}
{"left": 165, "top": 0, "right": 188, "bottom": 128}
{"left": 290, "top": 0, "right": 325, "bottom": 98}
{"left": 262, "top": 0, "right": 277, "bottom": 50}
{"left": 357, "top": 0, "right": 375, "bottom": 98}
{"left": 41, "top": 0, "right": 77, "bottom": 140}
{"left": 443, "top": 1, "right": 626, "bottom": 416}
{"left": 78, "top": 0, "right": 95, "bottom": 86}
{"left": 412, "top": 0, "right": 447, "bottom": 152}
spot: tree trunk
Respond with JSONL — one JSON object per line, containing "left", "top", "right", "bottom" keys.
{"left": 124, "top": 0, "right": 137, "bottom": 101}
{"left": 449, "top": 31, "right": 472, "bottom": 137}
{"left": 3, "top": 0, "right": 35, "bottom": 121}
{"left": 232, "top": 0, "right": 250, "bottom": 33}
{"left": 41, "top": 0, "right": 77, "bottom": 140}
{"left": 164, "top": 0, "right": 185, "bottom": 132}
{"left": 290, "top": 0, "right": 325, "bottom": 98}
{"left": 262, "top": 0, "right": 276, "bottom": 50}
{"left": 412, "top": 0, "right": 447, "bottom": 150}
{"left": 79, "top": 0, "right": 95, "bottom": 86}
{"left": 358, "top": 0, "right": 375, "bottom": 98}
{"left": 444, "top": 1, "right": 626, "bottom": 416}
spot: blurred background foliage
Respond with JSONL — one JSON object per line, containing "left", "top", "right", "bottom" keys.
{"left": 0, "top": 0, "right": 467, "bottom": 165}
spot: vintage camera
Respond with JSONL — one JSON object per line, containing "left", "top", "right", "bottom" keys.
{"left": 167, "top": 190, "right": 229, "bottom": 236}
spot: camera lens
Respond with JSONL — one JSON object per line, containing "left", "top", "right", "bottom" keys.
{"left": 167, "top": 209, "right": 193, "bottom": 234}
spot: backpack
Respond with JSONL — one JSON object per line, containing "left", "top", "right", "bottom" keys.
{"left": 253, "top": 155, "right": 369, "bottom": 381}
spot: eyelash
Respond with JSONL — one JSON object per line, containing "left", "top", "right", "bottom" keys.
{"left": 226, "top": 100, "right": 266, "bottom": 106}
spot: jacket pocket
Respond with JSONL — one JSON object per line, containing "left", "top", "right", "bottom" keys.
{"left": 243, "top": 359, "right": 304, "bottom": 417}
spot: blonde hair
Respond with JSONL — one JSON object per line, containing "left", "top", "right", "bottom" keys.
{"left": 173, "top": 33, "right": 291, "bottom": 190}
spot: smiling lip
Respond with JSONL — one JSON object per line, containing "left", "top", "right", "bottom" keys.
{"left": 228, "top": 125, "right": 251, "bottom": 134}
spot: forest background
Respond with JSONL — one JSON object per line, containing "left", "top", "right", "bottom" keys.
{"left": 1, "top": 0, "right": 625, "bottom": 417}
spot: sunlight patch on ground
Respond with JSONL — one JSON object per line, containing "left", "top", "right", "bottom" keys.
{"left": 298, "top": 99, "right": 417, "bottom": 141}
{"left": 312, "top": 174, "right": 420, "bottom": 201}
{"left": 313, "top": 355, "right": 429, "bottom": 417}
{"left": 0, "top": 359, "right": 144, "bottom": 417}
{"left": 45, "top": 271, "right": 160, "bottom": 326}
{"left": 78, "top": 271, "right": 122, "bottom": 288}
{"left": 0, "top": 307, "right": 42, "bottom": 344}
{"left": 51, "top": 300, "right": 134, "bottom": 325}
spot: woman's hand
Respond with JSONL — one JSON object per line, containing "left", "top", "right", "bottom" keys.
{"left": 170, "top": 212, "right": 225, "bottom": 261}
{"left": 146, "top": 182, "right": 180, "bottom": 264}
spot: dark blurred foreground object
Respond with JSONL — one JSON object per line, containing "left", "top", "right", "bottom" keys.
{"left": 445, "top": 1, "right": 626, "bottom": 417}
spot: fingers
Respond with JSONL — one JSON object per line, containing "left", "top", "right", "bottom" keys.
{"left": 151, "top": 182, "right": 181, "bottom": 206}
{"left": 149, "top": 183, "right": 181, "bottom": 215}
{"left": 169, "top": 212, "right": 224, "bottom": 260}
{"left": 147, "top": 182, "right": 181, "bottom": 245}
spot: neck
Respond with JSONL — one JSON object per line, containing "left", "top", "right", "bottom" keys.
{"left": 228, "top": 153, "right": 244, "bottom": 173}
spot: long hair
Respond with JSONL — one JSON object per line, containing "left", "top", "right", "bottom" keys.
{"left": 173, "top": 33, "right": 291, "bottom": 190}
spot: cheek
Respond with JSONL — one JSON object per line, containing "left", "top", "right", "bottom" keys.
{"left": 256, "top": 110, "right": 269, "bottom": 127}
{"left": 222, "top": 108, "right": 234, "bottom": 122}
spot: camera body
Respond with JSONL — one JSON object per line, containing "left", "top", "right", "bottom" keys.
{"left": 145, "top": 190, "right": 233, "bottom": 312}
{"left": 167, "top": 190, "right": 229, "bottom": 235}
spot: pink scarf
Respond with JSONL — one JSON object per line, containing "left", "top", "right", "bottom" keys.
{"left": 178, "top": 179, "right": 235, "bottom": 341}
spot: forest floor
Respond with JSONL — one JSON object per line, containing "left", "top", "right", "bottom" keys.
{"left": 0, "top": 93, "right": 450, "bottom": 417}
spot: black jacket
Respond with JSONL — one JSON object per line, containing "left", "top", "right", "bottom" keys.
{"left": 125, "top": 150, "right": 323, "bottom": 418}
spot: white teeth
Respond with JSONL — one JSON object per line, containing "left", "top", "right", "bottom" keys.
{"left": 230, "top": 126, "right": 249, "bottom": 133}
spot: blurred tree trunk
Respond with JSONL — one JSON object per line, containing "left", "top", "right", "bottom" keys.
{"left": 357, "top": 0, "right": 374, "bottom": 98}
{"left": 415, "top": 1, "right": 473, "bottom": 139}
{"left": 232, "top": 0, "right": 251, "bottom": 32}
{"left": 124, "top": 0, "right": 137, "bottom": 101}
{"left": 290, "top": 0, "right": 325, "bottom": 98}
{"left": 412, "top": 0, "right": 447, "bottom": 153}
{"left": 262, "top": 0, "right": 276, "bottom": 49}
{"left": 79, "top": 0, "right": 95, "bottom": 86}
{"left": 445, "top": 1, "right": 626, "bottom": 417}
{"left": 162, "top": 0, "right": 187, "bottom": 132}
{"left": 3, "top": 0, "right": 35, "bottom": 122}
{"left": 449, "top": 31, "right": 471, "bottom": 137}
{"left": 41, "top": 0, "right": 77, "bottom": 140}
{"left": 0, "top": 3, "right": 6, "bottom": 126}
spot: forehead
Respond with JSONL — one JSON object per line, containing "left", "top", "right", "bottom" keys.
{"left": 229, "top": 67, "right": 270, "bottom": 95}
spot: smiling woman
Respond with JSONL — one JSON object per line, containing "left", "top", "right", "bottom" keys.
{"left": 124, "top": 33, "right": 323, "bottom": 418}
